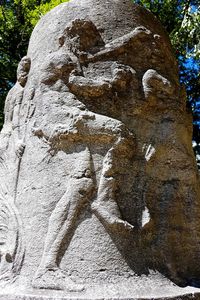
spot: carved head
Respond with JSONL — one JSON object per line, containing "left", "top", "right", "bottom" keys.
{"left": 17, "top": 56, "right": 31, "bottom": 87}
{"left": 59, "top": 19, "right": 105, "bottom": 53}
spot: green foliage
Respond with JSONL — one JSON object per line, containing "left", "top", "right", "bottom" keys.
{"left": 0, "top": 0, "right": 69, "bottom": 127}
{"left": 14, "top": 0, "right": 68, "bottom": 27}
{"left": 135, "top": 0, "right": 200, "bottom": 57}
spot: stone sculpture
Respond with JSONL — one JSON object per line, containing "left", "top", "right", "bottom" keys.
{"left": 0, "top": 0, "right": 200, "bottom": 299}
{"left": 0, "top": 56, "right": 31, "bottom": 285}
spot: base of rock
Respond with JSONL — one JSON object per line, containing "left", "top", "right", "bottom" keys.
{"left": 0, "top": 292, "right": 200, "bottom": 300}
{"left": 1, "top": 278, "right": 200, "bottom": 300}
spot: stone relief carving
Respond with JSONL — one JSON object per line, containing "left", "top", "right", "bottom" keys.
{"left": 142, "top": 69, "right": 174, "bottom": 100}
{"left": 0, "top": 56, "right": 31, "bottom": 285}
{"left": 0, "top": 159, "right": 25, "bottom": 284}
{"left": 0, "top": 17, "right": 187, "bottom": 291}
{"left": 4, "top": 57, "right": 31, "bottom": 132}
{"left": 0, "top": 1, "right": 199, "bottom": 298}
{"left": 32, "top": 19, "right": 137, "bottom": 291}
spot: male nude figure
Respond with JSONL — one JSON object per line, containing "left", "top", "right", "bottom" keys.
{"left": 32, "top": 19, "right": 143, "bottom": 291}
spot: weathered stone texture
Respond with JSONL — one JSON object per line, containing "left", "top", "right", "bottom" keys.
{"left": 0, "top": 0, "right": 200, "bottom": 299}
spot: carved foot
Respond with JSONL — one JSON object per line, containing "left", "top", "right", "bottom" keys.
{"left": 91, "top": 202, "right": 134, "bottom": 234}
{"left": 32, "top": 268, "right": 85, "bottom": 291}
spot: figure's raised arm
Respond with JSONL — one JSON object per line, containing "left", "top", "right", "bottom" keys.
{"left": 68, "top": 71, "right": 112, "bottom": 98}
{"left": 68, "top": 63, "right": 138, "bottom": 99}
{"left": 81, "top": 26, "right": 152, "bottom": 64}
{"left": 35, "top": 109, "right": 134, "bottom": 152}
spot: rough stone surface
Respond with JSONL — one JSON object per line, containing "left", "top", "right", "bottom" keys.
{"left": 0, "top": 0, "right": 200, "bottom": 299}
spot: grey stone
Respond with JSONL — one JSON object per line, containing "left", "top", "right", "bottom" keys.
{"left": 0, "top": 0, "right": 200, "bottom": 299}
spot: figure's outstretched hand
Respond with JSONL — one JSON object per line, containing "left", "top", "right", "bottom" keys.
{"left": 49, "top": 124, "right": 77, "bottom": 142}
{"left": 48, "top": 111, "right": 96, "bottom": 143}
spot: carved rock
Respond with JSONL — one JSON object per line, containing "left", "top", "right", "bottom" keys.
{"left": 0, "top": 0, "right": 200, "bottom": 299}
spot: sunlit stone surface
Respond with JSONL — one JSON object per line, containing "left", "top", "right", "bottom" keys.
{"left": 0, "top": 0, "right": 200, "bottom": 299}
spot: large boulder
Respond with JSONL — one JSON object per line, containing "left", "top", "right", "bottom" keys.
{"left": 0, "top": 0, "right": 200, "bottom": 299}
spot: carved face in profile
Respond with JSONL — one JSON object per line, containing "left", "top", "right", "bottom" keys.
{"left": 59, "top": 19, "right": 105, "bottom": 54}
{"left": 17, "top": 56, "right": 31, "bottom": 87}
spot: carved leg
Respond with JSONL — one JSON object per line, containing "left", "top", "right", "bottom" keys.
{"left": 32, "top": 148, "right": 95, "bottom": 291}
{"left": 91, "top": 143, "right": 134, "bottom": 234}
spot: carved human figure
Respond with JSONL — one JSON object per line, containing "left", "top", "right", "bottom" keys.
{"left": 3, "top": 56, "right": 31, "bottom": 132}
{"left": 0, "top": 56, "right": 31, "bottom": 284}
{"left": 2, "top": 56, "right": 31, "bottom": 158}
{"left": 33, "top": 118, "right": 135, "bottom": 290}
{"left": 32, "top": 19, "right": 153, "bottom": 291}
{"left": 31, "top": 19, "right": 177, "bottom": 291}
